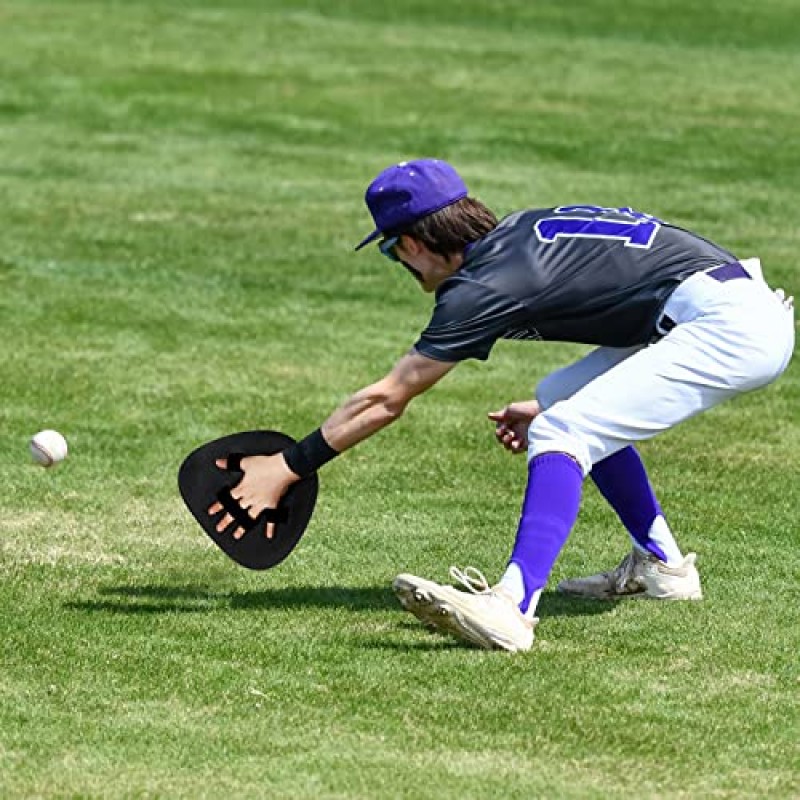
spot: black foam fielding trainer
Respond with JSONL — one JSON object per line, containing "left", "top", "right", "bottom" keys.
{"left": 178, "top": 430, "right": 318, "bottom": 570}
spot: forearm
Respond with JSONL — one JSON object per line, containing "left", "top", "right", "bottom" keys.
{"left": 281, "top": 384, "right": 405, "bottom": 479}
{"left": 320, "top": 383, "right": 406, "bottom": 453}
{"left": 283, "top": 350, "right": 454, "bottom": 477}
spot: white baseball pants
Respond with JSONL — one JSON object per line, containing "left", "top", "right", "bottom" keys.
{"left": 530, "top": 260, "right": 796, "bottom": 474}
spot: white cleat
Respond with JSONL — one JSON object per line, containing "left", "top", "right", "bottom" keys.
{"left": 393, "top": 566, "right": 536, "bottom": 653}
{"left": 556, "top": 549, "right": 649, "bottom": 599}
{"left": 557, "top": 549, "right": 702, "bottom": 600}
{"left": 642, "top": 552, "right": 702, "bottom": 600}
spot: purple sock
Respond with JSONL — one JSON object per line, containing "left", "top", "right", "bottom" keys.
{"left": 590, "top": 446, "right": 667, "bottom": 561}
{"left": 509, "top": 452, "right": 584, "bottom": 613}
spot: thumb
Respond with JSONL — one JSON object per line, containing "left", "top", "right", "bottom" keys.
{"left": 487, "top": 408, "right": 508, "bottom": 421}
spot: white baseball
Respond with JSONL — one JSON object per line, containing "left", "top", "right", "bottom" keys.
{"left": 30, "top": 429, "right": 69, "bottom": 468}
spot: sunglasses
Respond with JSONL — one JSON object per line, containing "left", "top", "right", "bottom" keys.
{"left": 379, "top": 236, "right": 401, "bottom": 263}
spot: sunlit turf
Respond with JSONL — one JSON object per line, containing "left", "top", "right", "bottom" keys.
{"left": 1, "top": 1, "right": 798, "bottom": 797}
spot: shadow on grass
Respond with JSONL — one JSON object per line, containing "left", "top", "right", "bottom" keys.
{"left": 537, "top": 591, "right": 620, "bottom": 618}
{"left": 64, "top": 584, "right": 619, "bottom": 619}
{"left": 64, "top": 583, "right": 397, "bottom": 614}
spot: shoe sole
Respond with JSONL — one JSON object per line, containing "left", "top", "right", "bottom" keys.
{"left": 556, "top": 583, "right": 648, "bottom": 600}
{"left": 556, "top": 583, "right": 702, "bottom": 600}
{"left": 645, "top": 588, "right": 703, "bottom": 600}
{"left": 392, "top": 576, "right": 525, "bottom": 652}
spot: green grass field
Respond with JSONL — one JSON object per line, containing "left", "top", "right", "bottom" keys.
{"left": 1, "top": 1, "right": 799, "bottom": 797}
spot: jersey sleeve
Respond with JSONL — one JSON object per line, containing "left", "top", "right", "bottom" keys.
{"left": 413, "top": 278, "right": 527, "bottom": 362}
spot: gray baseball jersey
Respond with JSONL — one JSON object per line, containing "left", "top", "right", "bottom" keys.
{"left": 414, "top": 205, "right": 736, "bottom": 361}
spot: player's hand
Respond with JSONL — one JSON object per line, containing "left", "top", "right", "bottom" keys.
{"left": 487, "top": 400, "right": 542, "bottom": 454}
{"left": 208, "top": 453, "right": 300, "bottom": 540}
{"left": 774, "top": 287, "right": 794, "bottom": 311}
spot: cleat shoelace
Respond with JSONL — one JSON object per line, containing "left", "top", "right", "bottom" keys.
{"left": 449, "top": 565, "right": 492, "bottom": 595}
{"left": 613, "top": 552, "right": 637, "bottom": 593}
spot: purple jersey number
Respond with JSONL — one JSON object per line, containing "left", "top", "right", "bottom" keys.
{"left": 534, "top": 205, "right": 662, "bottom": 249}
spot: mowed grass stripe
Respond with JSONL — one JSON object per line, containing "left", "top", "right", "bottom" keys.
{"left": 0, "top": 0, "right": 798, "bottom": 797}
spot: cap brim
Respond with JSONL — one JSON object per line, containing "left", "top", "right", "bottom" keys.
{"left": 354, "top": 229, "right": 381, "bottom": 251}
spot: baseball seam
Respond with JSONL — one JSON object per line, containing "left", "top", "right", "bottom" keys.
{"left": 31, "top": 441, "right": 56, "bottom": 466}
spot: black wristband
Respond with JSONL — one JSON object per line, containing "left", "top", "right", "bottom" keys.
{"left": 283, "top": 428, "right": 339, "bottom": 478}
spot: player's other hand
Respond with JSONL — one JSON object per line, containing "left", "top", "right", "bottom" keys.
{"left": 208, "top": 453, "right": 300, "bottom": 540}
{"left": 488, "top": 400, "right": 542, "bottom": 454}
{"left": 774, "top": 287, "right": 794, "bottom": 311}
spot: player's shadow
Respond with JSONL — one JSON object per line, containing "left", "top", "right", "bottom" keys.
{"left": 536, "top": 591, "right": 620, "bottom": 618}
{"left": 64, "top": 585, "right": 226, "bottom": 615}
{"left": 65, "top": 584, "right": 616, "bottom": 619}
{"left": 64, "top": 584, "right": 399, "bottom": 615}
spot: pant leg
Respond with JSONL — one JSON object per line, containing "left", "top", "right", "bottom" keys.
{"left": 505, "top": 270, "right": 794, "bottom": 611}
{"left": 529, "top": 274, "right": 796, "bottom": 473}
{"left": 533, "top": 344, "right": 680, "bottom": 561}
{"left": 535, "top": 345, "right": 642, "bottom": 411}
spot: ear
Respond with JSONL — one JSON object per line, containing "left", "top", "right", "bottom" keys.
{"left": 397, "top": 234, "right": 422, "bottom": 256}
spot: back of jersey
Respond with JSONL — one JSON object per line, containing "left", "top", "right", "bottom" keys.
{"left": 466, "top": 205, "right": 736, "bottom": 346}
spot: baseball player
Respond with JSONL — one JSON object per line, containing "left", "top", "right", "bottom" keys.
{"left": 212, "top": 158, "right": 795, "bottom": 652}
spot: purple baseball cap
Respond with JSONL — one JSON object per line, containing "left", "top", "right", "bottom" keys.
{"left": 355, "top": 159, "right": 468, "bottom": 250}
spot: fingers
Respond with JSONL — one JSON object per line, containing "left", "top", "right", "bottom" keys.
{"left": 775, "top": 288, "right": 795, "bottom": 310}
{"left": 207, "top": 454, "right": 284, "bottom": 540}
{"left": 207, "top": 494, "right": 276, "bottom": 540}
{"left": 218, "top": 514, "right": 245, "bottom": 539}
{"left": 494, "top": 422, "right": 510, "bottom": 439}
{"left": 494, "top": 428, "right": 526, "bottom": 453}
{"left": 491, "top": 418, "right": 526, "bottom": 451}
{"left": 208, "top": 483, "right": 250, "bottom": 538}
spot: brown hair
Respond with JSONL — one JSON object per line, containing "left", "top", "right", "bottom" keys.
{"left": 392, "top": 197, "right": 498, "bottom": 257}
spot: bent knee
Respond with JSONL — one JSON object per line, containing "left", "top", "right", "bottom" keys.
{"left": 528, "top": 409, "right": 593, "bottom": 475}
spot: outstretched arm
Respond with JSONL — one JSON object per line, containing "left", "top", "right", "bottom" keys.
{"left": 320, "top": 349, "right": 457, "bottom": 451}
{"left": 210, "top": 350, "right": 457, "bottom": 538}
